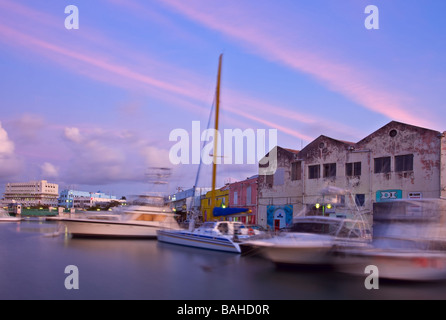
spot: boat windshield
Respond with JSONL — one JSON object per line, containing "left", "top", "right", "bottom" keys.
{"left": 290, "top": 222, "right": 341, "bottom": 236}
{"left": 290, "top": 221, "right": 366, "bottom": 239}
{"left": 201, "top": 222, "right": 216, "bottom": 229}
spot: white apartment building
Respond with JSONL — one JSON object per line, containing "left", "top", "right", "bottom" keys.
{"left": 3, "top": 180, "right": 59, "bottom": 207}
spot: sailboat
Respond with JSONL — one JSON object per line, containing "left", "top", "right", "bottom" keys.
{"left": 157, "top": 54, "right": 259, "bottom": 253}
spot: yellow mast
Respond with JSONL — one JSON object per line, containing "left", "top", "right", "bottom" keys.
{"left": 210, "top": 54, "right": 223, "bottom": 221}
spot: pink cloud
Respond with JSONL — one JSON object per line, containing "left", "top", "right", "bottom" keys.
{"left": 0, "top": 0, "right": 362, "bottom": 144}
{"left": 158, "top": 0, "right": 431, "bottom": 129}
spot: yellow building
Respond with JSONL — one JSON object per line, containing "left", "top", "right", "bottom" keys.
{"left": 201, "top": 187, "right": 229, "bottom": 222}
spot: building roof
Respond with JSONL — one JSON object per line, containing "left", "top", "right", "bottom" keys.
{"left": 265, "top": 121, "right": 440, "bottom": 162}
{"left": 283, "top": 148, "right": 300, "bottom": 154}
{"left": 356, "top": 120, "right": 441, "bottom": 146}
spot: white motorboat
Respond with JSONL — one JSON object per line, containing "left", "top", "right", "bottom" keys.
{"left": 0, "top": 208, "right": 22, "bottom": 222}
{"left": 339, "top": 244, "right": 446, "bottom": 281}
{"left": 245, "top": 216, "right": 371, "bottom": 266}
{"left": 157, "top": 221, "right": 261, "bottom": 253}
{"left": 337, "top": 198, "right": 446, "bottom": 281}
{"left": 60, "top": 196, "right": 180, "bottom": 239}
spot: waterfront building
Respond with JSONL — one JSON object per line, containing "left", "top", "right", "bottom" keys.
{"left": 257, "top": 121, "right": 446, "bottom": 229}
{"left": 58, "top": 189, "right": 121, "bottom": 209}
{"left": 166, "top": 187, "right": 211, "bottom": 220}
{"left": 228, "top": 175, "right": 258, "bottom": 225}
{"left": 257, "top": 147, "right": 301, "bottom": 229}
{"left": 3, "top": 180, "right": 59, "bottom": 207}
{"left": 201, "top": 186, "right": 229, "bottom": 222}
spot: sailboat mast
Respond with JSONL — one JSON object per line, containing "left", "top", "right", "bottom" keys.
{"left": 210, "top": 54, "right": 223, "bottom": 220}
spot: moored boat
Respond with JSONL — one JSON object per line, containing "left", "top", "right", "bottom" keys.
{"left": 245, "top": 216, "right": 371, "bottom": 266}
{"left": 60, "top": 195, "right": 180, "bottom": 239}
{"left": 157, "top": 221, "right": 259, "bottom": 253}
{"left": 336, "top": 198, "right": 446, "bottom": 281}
{"left": 0, "top": 208, "right": 22, "bottom": 222}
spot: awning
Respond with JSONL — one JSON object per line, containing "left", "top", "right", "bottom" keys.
{"left": 213, "top": 207, "right": 250, "bottom": 217}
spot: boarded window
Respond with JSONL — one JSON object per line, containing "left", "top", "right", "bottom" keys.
{"left": 346, "top": 162, "right": 362, "bottom": 177}
{"left": 355, "top": 194, "right": 365, "bottom": 207}
{"left": 291, "top": 161, "right": 302, "bottom": 181}
{"left": 265, "top": 174, "right": 274, "bottom": 185}
{"left": 323, "top": 163, "right": 336, "bottom": 178}
{"left": 308, "top": 165, "right": 320, "bottom": 179}
{"left": 274, "top": 168, "right": 285, "bottom": 185}
{"left": 395, "top": 154, "right": 414, "bottom": 172}
{"left": 374, "top": 157, "right": 391, "bottom": 173}
{"left": 246, "top": 186, "right": 251, "bottom": 205}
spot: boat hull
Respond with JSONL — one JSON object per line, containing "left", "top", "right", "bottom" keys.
{"left": 260, "top": 244, "right": 333, "bottom": 266}
{"left": 0, "top": 217, "right": 22, "bottom": 222}
{"left": 157, "top": 229, "right": 241, "bottom": 253}
{"left": 247, "top": 232, "right": 336, "bottom": 265}
{"left": 338, "top": 250, "right": 446, "bottom": 281}
{"left": 62, "top": 219, "right": 162, "bottom": 239}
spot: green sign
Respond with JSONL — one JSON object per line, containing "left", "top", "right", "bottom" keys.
{"left": 376, "top": 190, "right": 402, "bottom": 202}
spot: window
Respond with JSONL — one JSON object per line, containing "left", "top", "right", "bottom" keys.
{"left": 308, "top": 165, "right": 320, "bottom": 179}
{"left": 291, "top": 161, "right": 302, "bottom": 181}
{"left": 374, "top": 157, "right": 391, "bottom": 173}
{"left": 346, "top": 162, "right": 362, "bottom": 177}
{"left": 265, "top": 174, "right": 274, "bottom": 185}
{"left": 246, "top": 186, "right": 251, "bottom": 205}
{"left": 233, "top": 191, "right": 238, "bottom": 205}
{"left": 323, "top": 163, "right": 336, "bottom": 178}
{"left": 355, "top": 194, "right": 365, "bottom": 207}
{"left": 395, "top": 154, "right": 414, "bottom": 172}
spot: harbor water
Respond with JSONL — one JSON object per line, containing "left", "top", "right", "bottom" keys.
{"left": 1, "top": 219, "right": 445, "bottom": 300}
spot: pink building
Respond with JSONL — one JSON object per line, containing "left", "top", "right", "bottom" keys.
{"left": 228, "top": 175, "right": 258, "bottom": 224}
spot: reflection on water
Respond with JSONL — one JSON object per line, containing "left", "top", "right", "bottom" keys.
{"left": 0, "top": 220, "right": 445, "bottom": 300}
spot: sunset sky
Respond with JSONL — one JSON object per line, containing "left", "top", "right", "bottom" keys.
{"left": 0, "top": 0, "right": 445, "bottom": 197}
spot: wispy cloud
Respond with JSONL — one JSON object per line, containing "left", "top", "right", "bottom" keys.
{"left": 158, "top": 0, "right": 431, "bottom": 128}
{"left": 0, "top": 0, "right": 362, "bottom": 144}
{"left": 60, "top": 125, "right": 172, "bottom": 185}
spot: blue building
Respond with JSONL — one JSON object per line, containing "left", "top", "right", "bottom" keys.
{"left": 58, "top": 190, "right": 119, "bottom": 208}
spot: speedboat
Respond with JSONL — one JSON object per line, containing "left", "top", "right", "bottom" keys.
{"left": 0, "top": 208, "right": 22, "bottom": 222}
{"left": 60, "top": 196, "right": 180, "bottom": 239}
{"left": 244, "top": 216, "right": 371, "bottom": 266}
{"left": 157, "top": 221, "right": 262, "bottom": 253}
{"left": 337, "top": 198, "right": 446, "bottom": 281}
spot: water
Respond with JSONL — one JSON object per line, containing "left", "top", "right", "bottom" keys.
{"left": 0, "top": 219, "right": 445, "bottom": 300}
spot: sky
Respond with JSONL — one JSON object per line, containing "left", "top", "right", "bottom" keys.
{"left": 0, "top": 0, "right": 445, "bottom": 197}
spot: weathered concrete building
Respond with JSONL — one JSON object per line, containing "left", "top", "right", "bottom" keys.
{"left": 257, "top": 147, "right": 300, "bottom": 229}
{"left": 258, "top": 121, "right": 446, "bottom": 229}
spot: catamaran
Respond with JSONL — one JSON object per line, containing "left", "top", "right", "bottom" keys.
{"left": 157, "top": 54, "right": 260, "bottom": 253}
